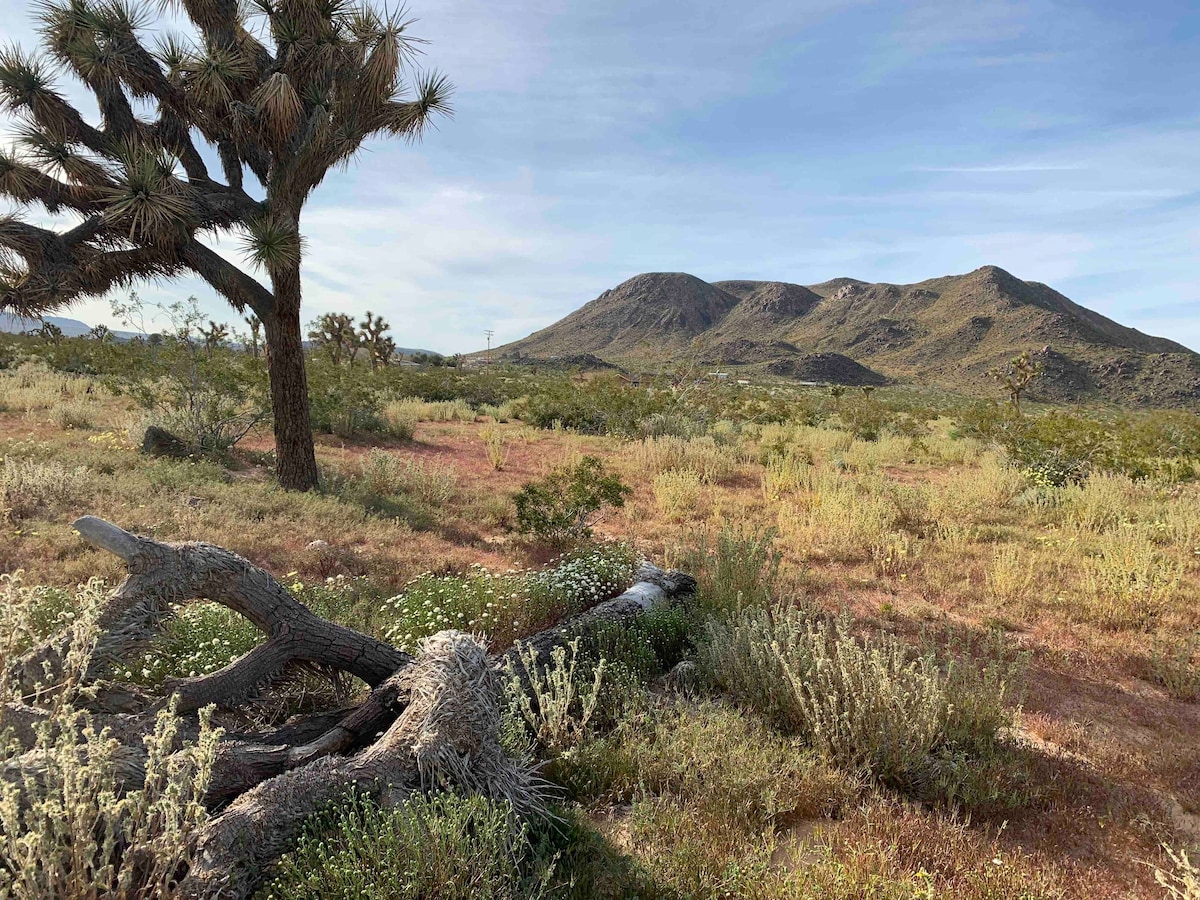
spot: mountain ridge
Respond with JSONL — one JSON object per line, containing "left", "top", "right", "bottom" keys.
{"left": 492, "top": 266, "right": 1200, "bottom": 408}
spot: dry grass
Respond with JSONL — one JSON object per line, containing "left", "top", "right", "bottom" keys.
{"left": 2, "top": 368, "right": 1198, "bottom": 899}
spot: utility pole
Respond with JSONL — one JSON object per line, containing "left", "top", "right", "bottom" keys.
{"left": 484, "top": 329, "right": 494, "bottom": 368}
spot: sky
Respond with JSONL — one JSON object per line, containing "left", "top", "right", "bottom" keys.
{"left": 1, "top": 0, "right": 1198, "bottom": 353}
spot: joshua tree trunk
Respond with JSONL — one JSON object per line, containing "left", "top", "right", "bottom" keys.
{"left": 264, "top": 269, "right": 319, "bottom": 491}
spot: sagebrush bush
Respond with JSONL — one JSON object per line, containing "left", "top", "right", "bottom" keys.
{"left": 506, "top": 637, "right": 608, "bottom": 754}
{"left": 265, "top": 792, "right": 554, "bottom": 900}
{"left": 700, "top": 606, "right": 1024, "bottom": 800}
{"left": 0, "top": 576, "right": 220, "bottom": 899}
{"left": 674, "top": 522, "right": 781, "bottom": 612}
{"left": 0, "top": 456, "right": 89, "bottom": 522}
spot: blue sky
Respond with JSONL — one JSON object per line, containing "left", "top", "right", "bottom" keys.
{"left": 3, "top": 0, "right": 1199, "bottom": 353}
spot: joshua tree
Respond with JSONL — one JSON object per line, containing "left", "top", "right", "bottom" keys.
{"left": 358, "top": 309, "right": 394, "bottom": 368}
{"left": 243, "top": 314, "right": 262, "bottom": 356}
{"left": 37, "top": 319, "right": 63, "bottom": 342}
{"left": 0, "top": 0, "right": 452, "bottom": 489}
{"left": 201, "top": 318, "right": 229, "bottom": 353}
{"left": 307, "top": 310, "right": 356, "bottom": 365}
{"left": 988, "top": 350, "right": 1042, "bottom": 416}
{"left": 88, "top": 322, "right": 111, "bottom": 341}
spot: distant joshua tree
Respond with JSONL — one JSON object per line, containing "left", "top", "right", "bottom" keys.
{"left": 0, "top": 0, "right": 452, "bottom": 488}
{"left": 307, "top": 312, "right": 357, "bottom": 366}
{"left": 201, "top": 319, "right": 229, "bottom": 353}
{"left": 988, "top": 350, "right": 1042, "bottom": 416}
{"left": 243, "top": 315, "right": 262, "bottom": 357}
{"left": 358, "top": 310, "right": 395, "bottom": 369}
{"left": 88, "top": 323, "right": 111, "bottom": 342}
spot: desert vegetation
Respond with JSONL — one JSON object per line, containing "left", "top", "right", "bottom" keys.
{"left": 0, "top": 325, "right": 1199, "bottom": 898}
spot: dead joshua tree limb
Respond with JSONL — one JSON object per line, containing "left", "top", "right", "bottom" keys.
{"left": 4, "top": 516, "right": 696, "bottom": 898}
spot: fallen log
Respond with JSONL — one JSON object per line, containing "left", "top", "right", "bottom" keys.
{"left": 2, "top": 516, "right": 696, "bottom": 897}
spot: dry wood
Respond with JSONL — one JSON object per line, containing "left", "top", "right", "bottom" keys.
{"left": 2, "top": 516, "right": 695, "bottom": 898}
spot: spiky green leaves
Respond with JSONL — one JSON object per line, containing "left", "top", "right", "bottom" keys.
{"left": 0, "top": 46, "right": 59, "bottom": 115}
{"left": 380, "top": 70, "right": 452, "bottom": 141}
{"left": 0, "top": 150, "right": 42, "bottom": 203}
{"left": 180, "top": 46, "right": 252, "bottom": 110}
{"left": 241, "top": 214, "right": 303, "bottom": 270}
{"left": 103, "top": 142, "right": 192, "bottom": 241}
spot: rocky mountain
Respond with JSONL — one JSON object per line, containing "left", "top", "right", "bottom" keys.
{"left": 492, "top": 266, "right": 1200, "bottom": 407}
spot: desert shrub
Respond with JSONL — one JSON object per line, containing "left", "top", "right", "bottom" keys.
{"left": 329, "top": 449, "right": 458, "bottom": 517}
{"left": 507, "top": 637, "right": 608, "bottom": 754}
{"left": 699, "top": 606, "right": 1024, "bottom": 801}
{"left": 386, "top": 396, "right": 475, "bottom": 423}
{"left": 0, "top": 576, "right": 220, "bottom": 899}
{"left": 1080, "top": 528, "right": 1183, "bottom": 630}
{"left": 513, "top": 456, "right": 631, "bottom": 545}
{"left": 637, "top": 411, "right": 707, "bottom": 438}
{"left": 777, "top": 470, "right": 898, "bottom": 561}
{"left": 1148, "top": 632, "right": 1200, "bottom": 701}
{"left": 986, "top": 544, "right": 1036, "bottom": 608}
{"left": 674, "top": 522, "right": 781, "bottom": 613}
{"left": 1059, "top": 472, "right": 1142, "bottom": 534}
{"left": 481, "top": 424, "right": 510, "bottom": 471}
{"left": 551, "top": 703, "right": 856, "bottom": 898}
{"left": 834, "top": 397, "right": 895, "bottom": 442}
{"left": 652, "top": 469, "right": 702, "bottom": 519}
{"left": 0, "top": 701, "right": 220, "bottom": 900}
{"left": 958, "top": 404, "right": 1200, "bottom": 486}
{"left": 51, "top": 397, "right": 97, "bottom": 430}
{"left": 307, "top": 362, "right": 389, "bottom": 437}
{"left": 0, "top": 573, "right": 79, "bottom": 653}
{"left": 573, "top": 604, "right": 693, "bottom": 722}
{"left": 0, "top": 457, "right": 89, "bottom": 522}
{"left": 379, "top": 402, "right": 417, "bottom": 440}
{"left": 265, "top": 792, "right": 554, "bottom": 900}
{"left": 761, "top": 450, "right": 811, "bottom": 499}
{"left": 927, "top": 452, "right": 1024, "bottom": 526}
{"left": 523, "top": 376, "right": 666, "bottom": 435}
{"left": 630, "top": 435, "right": 737, "bottom": 484}
{"left": 104, "top": 298, "right": 267, "bottom": 453}
{"left": 382, "top": 544, "right": 636, "bottom": 652}
{"left": 120, "top": 600, "right": 262, "bottom": 684}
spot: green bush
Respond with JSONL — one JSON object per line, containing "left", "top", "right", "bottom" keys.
{"left": 675, "top": 522, "right": 781, "bottom": 613}
{"left": 957, "top": 403, "right": 1200, "bottom": 485}
{"left": 265, "top": 792, "right": 555, "bottom": 900}
{"left": 306, "top": 361, "right": 390, "bottom": 437}
{"left": 700, "top": 606, "right": 1026, "bottom": 802}
{"left": 523, "top": 376, "right": 667, "bottom": 435}
{"left": 513, "top": 456, "right": 631, "bottom": 545}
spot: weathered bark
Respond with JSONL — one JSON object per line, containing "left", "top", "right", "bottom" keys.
{"left": 4, "top": 517, "right": 696, "bottom": 897}
{"left": 180, "top": 631, "right": 542, "bottom": 900}
{"left": 9, "top": 518, "right": 410, "bottom": 709}
{"left": 263, "top": 291, "right": 320, "bottom": 491}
